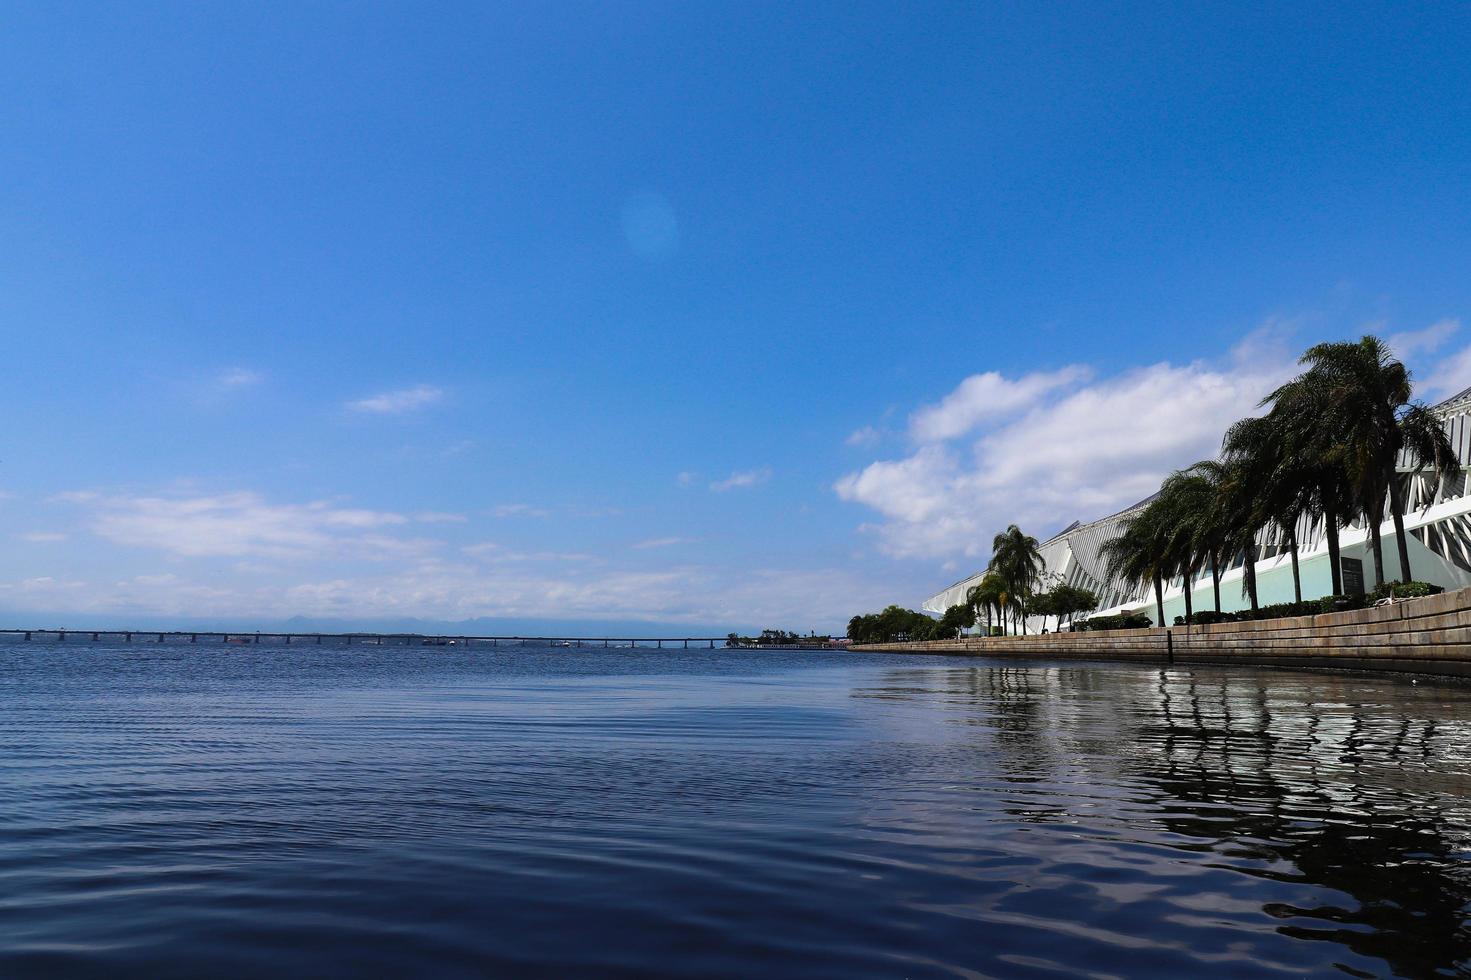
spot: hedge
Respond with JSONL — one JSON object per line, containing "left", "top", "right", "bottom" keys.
{"left": 1074, "top": 613, "right": 1153, "bottom": 631}
{"left": 1164, "top": 582, "right": 1446, "bottom": 627}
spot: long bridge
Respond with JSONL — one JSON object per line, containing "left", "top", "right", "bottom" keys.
{"left": 0, "top": 629, "right": 745, "bottom": 649}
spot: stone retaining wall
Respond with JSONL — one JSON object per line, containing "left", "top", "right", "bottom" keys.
{"left": 855, "top": 586, "right": 1471, "bottom": 679}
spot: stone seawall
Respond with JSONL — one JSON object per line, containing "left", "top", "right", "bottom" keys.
{"left": 856, "top": 586, "right": 1471, "bottom": 679}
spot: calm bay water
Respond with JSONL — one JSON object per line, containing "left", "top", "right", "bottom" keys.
{"left": 2, "top": 641, "right": 1470, "bottom": 978}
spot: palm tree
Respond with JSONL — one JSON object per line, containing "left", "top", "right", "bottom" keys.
{"left": 1397, "top": 403, "right": 1464, "bottom": 575}
{"left": 1154, "top": 468, "right": 1222, "bottom": 624}
{"left": 967, "top": 573, "right": 1005, "bottom": 636}
{"left": 988, "top": 525, "right": 1044, "bottom": 634}
{"left": 1255, "top": 384, "right": 1355, "bottom": 597}
{"left": 1165, "top": 463, "right": 1233, "bottom": 612}
{"left": 1223, "top": 416, "right": 1311, "bottom": 604}
{"left": 1277, "top": 336, "right": 1461, "bottom": 588}
{"left": 1099, "top": 500, "right": 1173, "bottom": 628}
{"left": 1186, "top": 458, "right": 1262, "bottom": 612}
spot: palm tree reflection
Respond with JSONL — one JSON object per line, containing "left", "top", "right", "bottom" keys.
{"left": 858, "top": 664, "right": 1471, "bottom": 976}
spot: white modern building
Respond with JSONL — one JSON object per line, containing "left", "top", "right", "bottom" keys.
{"left": 924, "top": 385, "right": 1471, "bottom": 626}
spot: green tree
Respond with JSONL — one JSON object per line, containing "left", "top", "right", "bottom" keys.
{"left": 1185, "top": 457, "right": 1263, "bottom": 612}
{"left": 1099, "top": 499, "right": 1174, "bottom": 628}
{"left": 988, "top": 524, "right": 1044, "bottom": 634}
{"left": 1052, "top": 583, "right": 1098, "bottom": 628}
{"left": 967, "top": 573, "right": 1005, "bottom": 636}
{"left": 1222, "top": 416, "right": 1315, "bottom": 605}
{"left": 847, "top": 605, "right": 944, "bottom": 643}
{"left": 1253, "top": 383, "right": 1357, "bottom": 597}
{"left": 940, "top": 603, "right": 975, "bottom": 637}
{"left": 1274, "top": 336, "right": 1461, "bottom": 587}
{"left": 1162, "top": 464, "right": 1232, "bottom": 612}
{"left": 1029, "top": 589, "right": 1057, "bottom": 631}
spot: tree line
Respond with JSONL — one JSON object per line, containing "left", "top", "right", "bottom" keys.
{"left": 1100, "top": 335, "right": 1461, "bottom": 627}
{"left": 846, "top": 605, "right": 973, "bottom": 644}
{"left": 726, "top": 629, "right": 833, "bottom": 647}
{"left": 960, "top": 525, "right": 1099, "bottom": 635}
{"left": 846, "top": 527, "right": 1100, "bottom": 643}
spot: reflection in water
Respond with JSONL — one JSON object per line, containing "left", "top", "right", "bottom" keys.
{"left": 860, "top": 665, "right": 1471, "bottom": 977}
{"left": 3, "top": 643, "right": 1469, "bottom": 978}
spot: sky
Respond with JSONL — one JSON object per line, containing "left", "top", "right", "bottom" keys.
{"left": 2, "top": 2, "right": 1471, "bottom": 632}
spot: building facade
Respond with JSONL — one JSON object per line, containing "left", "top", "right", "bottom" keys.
{"left": 924, "top": 386, "right": 1471, "bottom": 626}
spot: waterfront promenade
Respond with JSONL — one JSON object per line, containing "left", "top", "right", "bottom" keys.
{"left": 858, "top": 585, "right": 1471, "bottom": 679}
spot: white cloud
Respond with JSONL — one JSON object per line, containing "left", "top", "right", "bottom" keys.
{"left": 461, "top": 542, "right": 595, "bottom": 563}
{"left": 676, "top": 471, "right": 698, "bottom": 488}
{"left": 1423, "top": 344, "right": 1471, "bottom": 402}
{"left": 49, "top": 490, "right": 99, "bottom": 504}
{"left": 490, "top": 503, "right": 552, "bottom": 519}
{"left": 632, "top": 536, "right": 696, "bottom": 549}
{"left": 836, "top": 330, "right": 1297, "bottom": 560}
{"left": 348, "top": 385, "right": 444, "bottom": 414}
{"left": 0, "top": 559, "right": 892, "bottom": 629}
{"left": 56, "top": 491, "right": 437, "bottom": 560}
{"left": 908, "top": 365, "right": 1091, "bottom": 443}
{"left": 1389, "top": 318, "right": 1459, "bottom": 359}
{"left": 218, "top": 367, "right": 263, "bottom": 389}
{"left": 10, "top": 490, "right": 895, "bottom": 629}
{"left": 413, "top": 511, "right": 467, "bottom": 523}
{"left": 845, "top": 426, "right": 882, "bottom": 448}
{"left": 710, "top": 467, "right": 772, "bottom": 492}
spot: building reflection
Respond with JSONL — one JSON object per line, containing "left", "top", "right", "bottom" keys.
{"left": 855, "top": 663, "right": 1471, "bottom": 977}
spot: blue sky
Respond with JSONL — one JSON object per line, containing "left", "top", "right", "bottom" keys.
{"left": 2, "top": 3, "right": 1470, "bottom": 631}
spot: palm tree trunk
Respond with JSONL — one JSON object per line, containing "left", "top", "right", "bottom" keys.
{"left": 1287, "top": 524, "right": 1302, "bottom": 604}
{"left": 1390, "top": 478, "right": 1413, "bottom": 584}
{"left": 1182, "top": 568, "right": 1194, "bottom": 626}
{"left": 1324, "top": 501, "right": 1344, "bottom": 595}
{"left": 1368, "top": 511, "right": 1387, "bottom": 590}
{"left": 1244, "top": 539, "right": 1260, "bottom": 612}
{"left": 1210, "top": 552, "right": 1222, "bottom": 612}
{"left": 1153, "top": 575, "right": 1165, "bottom": 628}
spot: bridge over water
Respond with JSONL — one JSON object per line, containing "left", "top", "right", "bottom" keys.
{"left": 0, "top": 629, "right": 741, "bottom": 649}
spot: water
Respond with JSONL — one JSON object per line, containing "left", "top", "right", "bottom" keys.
{"left": 2, "top": 641, "right": 1470, "bottom": 978}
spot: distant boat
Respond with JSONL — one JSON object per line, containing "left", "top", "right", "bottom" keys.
{"left": 552, "top": 640, "right": 572, "bottom": 648}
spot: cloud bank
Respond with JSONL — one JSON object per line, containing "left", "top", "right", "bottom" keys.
{"left": 835, "top": 329, "right": 1298, "bottom": 560}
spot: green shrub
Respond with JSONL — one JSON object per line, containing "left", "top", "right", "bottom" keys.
{"left": 1077, "top": 613, "right": 1152, "bottom": 631}
{"left": 1320, "top": 593, "right": 1370, "bottom": 613}
{"left": 988, "top": 626, "right": 1004, "bottom": 637}
{"left": 1311, "top": 583, "right": 1441, "bottom": 616}
{"left": 1233, "top": 600, "right": 1320, "bottom": 622}
{"left": 1370, "top": 580, "right": 1443, "bottom": 601}
{"left": 1075, "top": 583, "right": 1450, "bottom": 633}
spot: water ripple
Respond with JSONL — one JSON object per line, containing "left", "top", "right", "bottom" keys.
{"left": 1, "top": 643, "right": 1469, "bottom": 977}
